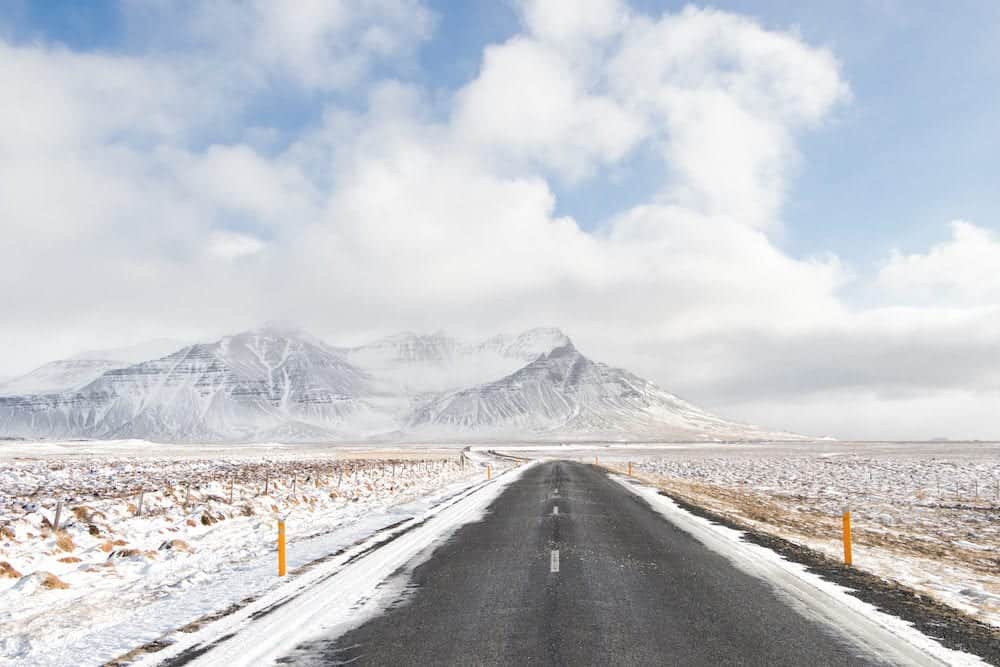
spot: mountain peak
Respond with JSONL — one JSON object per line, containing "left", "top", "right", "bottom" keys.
{"left": 543, "top": 341, "right": 578, "bottom": 359}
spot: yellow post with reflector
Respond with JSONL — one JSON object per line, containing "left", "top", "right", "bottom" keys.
{"left": 487, "top": 465, "right": 492, "bottom": 480}
{"left": 842, "top": 510, "right": 852, "bottom": 566}
{"left": 277, "top": 519, "right": 287, "bottom": 577}
{"left": 628, "top": 462, "right": 633, "bottom": 477}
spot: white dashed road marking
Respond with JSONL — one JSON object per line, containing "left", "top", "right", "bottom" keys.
{"left": 553, "top": 505, "right": 559, "bottom": 515}
{"left": 550, "top": 549, "right": 560, "bottom": 573}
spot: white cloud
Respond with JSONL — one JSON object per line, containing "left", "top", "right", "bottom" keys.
{"left": 517, "top": 0, "right": 630, "bottom": 45}
{"left": 608, "top": 7, "right": 849, "bottom": 228}
{"left": 126, "top": 0, "right": 435, "bottom": 92}
{"left": 169, "top": 144, "right": 321, "bottom": 224}
{"left": 453, "top": 37, "right": 646, "bottom": 181}
{"left": 208, "top": 231, "right": 268, "bottom": 260}
{"left": 454, "top": 4, "right": 849, "bottom": 225}
{"left": 877, "top": 221, "right": 1000, "bottom": 306}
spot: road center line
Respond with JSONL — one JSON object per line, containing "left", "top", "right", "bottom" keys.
{"left": 550, "top": 549, "right": 560, "bottom": 573}
{"left": 553, "top": 505, "right": 559, "bottom": 515}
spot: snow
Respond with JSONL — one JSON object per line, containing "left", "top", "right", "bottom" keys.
{"left": 614, "top": 475, "right": 988, "bottom": 666}
{"left": 0, "top": 449, "right": 495, "bottom": 666}
{"left": 629, "top": 453, "right": 1000, "bottom": 628}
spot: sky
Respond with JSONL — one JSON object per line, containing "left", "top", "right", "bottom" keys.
{"left": 2, "top": 0, "right": 1000, "bottom": 440}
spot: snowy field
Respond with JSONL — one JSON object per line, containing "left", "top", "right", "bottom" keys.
{"left": 0, "top": 444, "right": 488, "bottom": 665}
{"left": 626, "top": 449, "right": 1000, "bottom": 628}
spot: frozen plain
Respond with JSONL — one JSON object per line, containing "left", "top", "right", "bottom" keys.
{"left": 0, "top": 441, "right": 495, "bottom": 665}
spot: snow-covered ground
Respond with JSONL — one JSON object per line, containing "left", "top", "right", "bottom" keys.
{"left": 0, "top": 449, "right": 490, "bottom": 665}
{"left": 628, "top": 454, "right": 1000, "bottom": 628}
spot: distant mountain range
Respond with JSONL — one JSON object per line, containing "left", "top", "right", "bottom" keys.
{"left": 0, "top": 326, "right": 803, "bottom": 443}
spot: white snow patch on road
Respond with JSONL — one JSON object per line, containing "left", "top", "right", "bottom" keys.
{"left": 612, "top": 475, "right": 988, "bottom": 667}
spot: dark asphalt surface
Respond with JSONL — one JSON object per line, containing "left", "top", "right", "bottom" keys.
{"left": 281, "top": 461, "right": 888, "bottom": 666}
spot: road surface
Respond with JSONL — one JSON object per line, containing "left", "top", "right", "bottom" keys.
{"left": 276, "top": 461, "right": 888, "bottom": 666}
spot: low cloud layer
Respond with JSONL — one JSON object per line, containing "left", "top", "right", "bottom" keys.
{"left": 1, "top": 0, "right": 997, "bottom": 439}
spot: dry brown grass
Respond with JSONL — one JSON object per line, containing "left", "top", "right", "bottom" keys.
{"left": 71, "top": 505, "right": 106, "bottom": 522}
{"left": 641, "top": 473, "right": 1000, "bottom": 579}
{"left": 0, "top": 525, "right": 15, "bottom": 541}
{"left": 159, "top": 538, "right": 192, "bottom": 553}
{"left": 0, "top": 561, "right": 22, "bottom": 578}
{"left": 39, "top": 572, "right": 70, "bottom": 589}
{"left": 58, "top": 556, "right": 82, "bottom": 564}
{"left": 54, "top": 531, "right": 75, "bottom": 553}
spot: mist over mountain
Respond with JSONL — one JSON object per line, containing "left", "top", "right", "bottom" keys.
{"left": 339, "top": 328, "right": 570, "bottom": 394}
{"left": 0, "top": 327, "right": 801, "bottom": 443}
{"left": 0, "top": 359, "right": 128, "bottom": 396}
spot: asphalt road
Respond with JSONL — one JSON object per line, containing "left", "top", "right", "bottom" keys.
{"left": 279, "top": 461, "right": 888, "bottom": 666}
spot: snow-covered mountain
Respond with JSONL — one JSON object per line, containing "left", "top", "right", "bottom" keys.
{"left": 0, "top": 328, "right": 381, "bottom": 441}
{"left": 408, "top": 342, "right": 793, "bottom": 441}
{"left": 0, "top": 359, "right": 127, "bottom": 396}
{"left": 0, "top": 327, "right": 801, "bottom": 442}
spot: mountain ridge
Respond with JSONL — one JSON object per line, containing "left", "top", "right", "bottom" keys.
{"left": 0, "top": 327, "right": 803, "bottom": 443}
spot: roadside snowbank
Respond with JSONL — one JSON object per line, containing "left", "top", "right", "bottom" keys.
{"left": 0, "top": 452, "right": 484, "bottom": 665}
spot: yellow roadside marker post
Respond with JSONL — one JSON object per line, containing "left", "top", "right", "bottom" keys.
{"left": 628, "top": 462, "right": 633, "bottom": 477}
{"left": 842, "top": 509, "right": 852, "bottom": 566}
{"left": 487, "top": 465, "right": 492, "bottom": 480}
{"left": 277, "top": 517, "right": 287, "bottom": 577}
